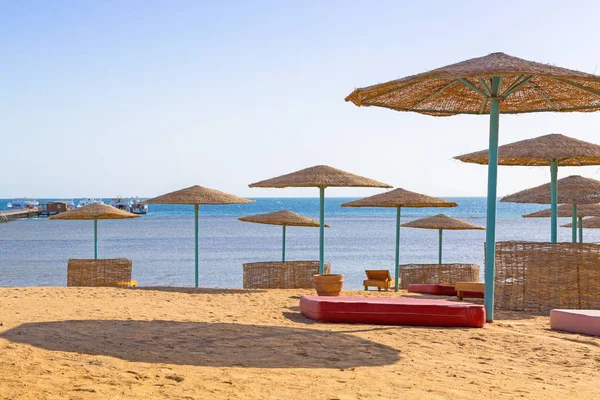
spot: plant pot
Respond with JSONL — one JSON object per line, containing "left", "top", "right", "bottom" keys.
{"left": 313, "top": 274, "right": 344, "bottom": 296}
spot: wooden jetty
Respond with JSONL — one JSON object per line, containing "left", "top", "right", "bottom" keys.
{"left": 0, "top": 209, "right": 38, "bottom": 222}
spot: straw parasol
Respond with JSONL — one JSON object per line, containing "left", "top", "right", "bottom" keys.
{"left": 145, "top": 185, "right": 253, "bottom": 287}
{"left": 238, "top": 210, "right": 330, "bottom": 262}
{"left": 401, "top": 214, "right": 484, "bottom": 264}
{"left": 341, "top": 188, "right": 456, "bottom": 291}
{"left": 345, "top": 51, "right": 600, "bottom": 321}
{"left": 503, "top": 176, "right": 600, "bottom": 243}
{"left": 49, "top": 203, "right": 139, "bottom": 259}
{"left": 524, "top": 203, "right": 600, "bottom": 242}
{"left": 249, "top": 165, "right": 391, "bottom": 273}
{"left": 455, "top": 133, "right": 600, "bottom": 243}
{"left": 562, "top": 216, "right": 600, "bottom": 229}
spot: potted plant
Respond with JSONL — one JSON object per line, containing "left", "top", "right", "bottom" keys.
{"left": 313, "top": 274, "right": 344, "bottom": 296}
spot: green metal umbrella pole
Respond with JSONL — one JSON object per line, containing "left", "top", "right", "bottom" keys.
{"left": 282, "top": 225, "right": 286, "bottom": 261}
{"left": 194, "top": 204, "right": 199, "bottom": 288}
{"left": 438, "top": 229, "right": 443, "bottom": 264}
{"left": 572, "top": 204, "right": 578, "bottom": 243}
{"left": 550, "top": 161, "right": 558, "bottom": 242}
{"left": 319, "top": 187, "right": 325, "bottom": 273}
{"left": 395, "top": 207, "right": 401, "bottom": 291}
{"left": 485, "top": 77, "right": 501, "bottom": 320}
{"left": 94, "top": 217, "right": 98, "bottom": 259}
{"left": 579, "top": 217, "right": 583, "bottom": 243}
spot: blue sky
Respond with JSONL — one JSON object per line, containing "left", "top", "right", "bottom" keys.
{"left": 3, "top": 1, "right": 600, "bottom": 198}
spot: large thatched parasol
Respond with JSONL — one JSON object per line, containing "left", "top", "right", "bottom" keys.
{"left": 345, "top": 51, "right": 600, "bottom": 321}
{"left": 49, "top": 203, "right": 139, "bottom": 259}
{"left": 401, "top": 214, "right": 484, "bottom": 264}
{"left": 455, "top": 134, "right": 600, "bottom": 243}
{"left": 145, "top": 185, "right": 253, "bottom": 287}
{"left": 524, "top": 203, "right": 600, "bottom": 243}
{"left": 341, "top": 188, "right": 456, "bottom": 291}
{"left": 239, "top": 210, "right": 329, "bottom": 262}
{"left": 249, "top": 165, "right": 391, "bottom": 273}
{"left": 503, "top": 176, "right": 600, "bottom": 243}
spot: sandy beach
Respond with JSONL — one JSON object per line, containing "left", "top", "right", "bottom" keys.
{"left": 0, "top": 287, "right": 597, "bottom": 399}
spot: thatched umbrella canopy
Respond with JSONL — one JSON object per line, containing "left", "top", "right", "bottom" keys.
{"left": 49, "top": 204, "right": 139, "bottom": 259}
{"left": 504, "top": 176, "right": 600, "bottom": 243}
{"left": 239, "top": 210, "right": 329, "bottom": 262}
{"left": 401, "top": 214, "right": 484, "bottom": 264}
{"left": 523, "top": 203, "right": 600, "bottom": 218}
{"left": 345, "top": 51, "right": 600, "bottom": 321}
{"left": 145, "top": 185, "right": 253, "bottom": 287}
{"left": 249, "top": 165, "right": 391, "bottom": 274}
{"left": 501, "top": 176, "right": 600, "bottom": 204}
{"left": 562, "top": 216, "right": 600, "bottom": 229}
{"left": 455, "top": 134, "right": 600, "bottom": 243}
{"left": 341, "top": 188, "right": 456, "bottom": 291}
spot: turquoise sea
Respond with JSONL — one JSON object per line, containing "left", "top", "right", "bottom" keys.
{"left": 0, "top": 197, "right": 593, "bottom": 289}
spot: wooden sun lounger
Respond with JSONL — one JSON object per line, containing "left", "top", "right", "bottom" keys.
{"left": 455, "top": 282, "right": 484, "bottom": 300}
{"left": 363, "top": 270, "right": 395, "bottom": 291}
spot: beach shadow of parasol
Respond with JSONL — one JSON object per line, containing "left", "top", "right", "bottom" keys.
{"left": 1, "top": 320, "right": 400, "bottom": 368}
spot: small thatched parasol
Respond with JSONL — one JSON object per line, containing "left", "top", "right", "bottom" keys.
{"left": 562, "top": 216, "right": 600, "bottom": 229}
{"left": 341, "top": 188, "right": 456, "bottom": 291}
{"left": 239, "top": 210, "right": 329, "bottom": 262}
{"left": 249, "top": 165, "right": 391, "bottom": 273}
{"left": 145, "top": 185, "right": 253, "bottom": 287}
{"left": 524, "top": 203, "right": 600, "bottom": 243}
{"left": 49, "top": 203, "right": 139, "bottom": 259}
{"left": 503, "top": 176, "right": 600, "bottom": 243}
{"left": 401, "top": 214, "right": 484, "bottom": 264}
{"left": 455, "top": 134, "right": 600, "bottom": 243}
{"left": 345, "top": 51, "right": 600, "bottom": 321}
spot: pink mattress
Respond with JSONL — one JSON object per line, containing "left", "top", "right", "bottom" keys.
{"left": 550, "top": 309, "right": 600, "bottom": 337}
{"left": 300, "top": 296, "right": 485, "bottom": 328}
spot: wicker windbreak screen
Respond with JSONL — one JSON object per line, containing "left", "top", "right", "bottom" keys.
{"left": 493, "top": 241, "right": 600, "bottom": 311}
{"left": 399, "top": 264, "right": 480, "bottom": 289}
{"left": 243, "top": 261, "right": 331, "bottom": 289}
{"left": 67, "top": 258, "right": 133, "bottom": 287}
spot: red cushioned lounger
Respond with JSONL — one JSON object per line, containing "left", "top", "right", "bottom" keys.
{"left": 300, "top": 296, "right": 485, "bottom": 328}
{"left": 407, "top": 284, "right": 484, "bottom": 298}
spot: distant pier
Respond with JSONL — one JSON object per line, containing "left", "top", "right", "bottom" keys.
{"left": 0, "top": 209, "right": 38, "bottom": 222}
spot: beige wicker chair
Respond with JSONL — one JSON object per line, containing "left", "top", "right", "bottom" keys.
{"left": 243, "top": 260, "right": 331, "bottom": 289}
{"left": 67, "top": 258, "right": 133, "bottom": 287}
{"left": 399, "top": 263, "right": 479, "bottom": 289}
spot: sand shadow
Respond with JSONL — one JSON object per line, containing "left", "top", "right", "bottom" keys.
{"left": 130, "top": 287, "right": 267, "bottom": 295}
{"left": 1, "top": 320, "right": 399, "bottom": 368}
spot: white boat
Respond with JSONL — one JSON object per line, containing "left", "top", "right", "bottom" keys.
{"left": 77, "top": 198, "right": 104, "bottom": 208}
{"left": 129, "top": 197, "right": 148, "bottom": 214}
{"left": 7, "top": 198, "right": 39, "bottom": 210}
{"left": 110, "top": 197, "right": 131, "bottom": 211}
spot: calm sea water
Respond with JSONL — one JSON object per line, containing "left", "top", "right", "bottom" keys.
{"left": 0, "top": 197, "right": 594, "bottom": 289}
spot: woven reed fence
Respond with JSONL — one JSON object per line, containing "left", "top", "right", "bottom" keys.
{"left": 243, "top": 261, "right": 331, "bottom": 289}
{"left": 494, "top": 241, "right": 600, "bottom": 312}
{"left": 399, "top": 263, "right": 480, "bottom": 289}
{"left": 67, "top": 258, "right": 132, "bottom": 287}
